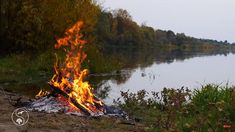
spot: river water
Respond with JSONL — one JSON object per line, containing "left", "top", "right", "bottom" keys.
{"left": 2, "top": 49, "right": 235, "bottom": 105}
{"left": 95, "top": 52, "right": 235, "bottom": 104}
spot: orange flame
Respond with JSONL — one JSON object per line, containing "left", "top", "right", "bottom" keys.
{"left": 35, "top": 89, "right": 49, "bottom": 98}
{"left": 48, "top": 21, "right": 103, "bottom": 113}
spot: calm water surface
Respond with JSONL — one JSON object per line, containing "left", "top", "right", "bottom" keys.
{"left": 2, "top": 50, "right": 235, "bottom": 105}
{"left": 101, "top": 53, "right": 235, "bottom": 104}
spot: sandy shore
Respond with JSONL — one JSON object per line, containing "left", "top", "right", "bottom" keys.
{"left": 0, "top": 88, "right": 145, "bottom": 132}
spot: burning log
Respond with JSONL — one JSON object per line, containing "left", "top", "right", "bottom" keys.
{"left": 48, "top": 82, "right": 91, "bottom": 116}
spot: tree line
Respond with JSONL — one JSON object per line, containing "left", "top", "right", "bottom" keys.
{"left": 1, "top": 0, "right": 233, "bottom": 75}
{"left": 0, "top": 0, "right": 100, "bottom": 53}
{"left": 1, "top": 0, "right": 231, "bottom": 54}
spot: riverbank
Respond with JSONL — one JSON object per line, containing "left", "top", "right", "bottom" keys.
{"left": 0, "top": 84, "right": 234, "bottom": 131}
{"left": 0, "top": 88, "right": 145, "bottom": 132}
{"left": 115, "top": 84, "right": 235, "bottom": 131}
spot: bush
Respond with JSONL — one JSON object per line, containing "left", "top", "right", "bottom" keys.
{"left": 114, "top": 85, "right": 235, "bottom": 131}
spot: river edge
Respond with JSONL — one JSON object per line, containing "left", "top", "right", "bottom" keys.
{"left": 0, "top": 89, "right": 146, "bottom": 132}
{"left": 1, "top": 84, "right": 234, "bottom": 131}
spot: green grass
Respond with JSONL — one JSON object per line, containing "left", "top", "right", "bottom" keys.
{"left": 0, "top": 49, "right": 122, "bottom": 84}
{"left": 114, "top": 85, "right": 235, "bottom": 131}
{"left": 0, "top": 52, "right": 54, "bottom": 84}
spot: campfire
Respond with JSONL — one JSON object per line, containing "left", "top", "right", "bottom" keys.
{"left": 29, "top": 21, "right": 125, "bottom": 117}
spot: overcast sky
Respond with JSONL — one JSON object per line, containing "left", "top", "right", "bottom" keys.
{"left": 101, "top": 0, "right": 235, "bottom": 43}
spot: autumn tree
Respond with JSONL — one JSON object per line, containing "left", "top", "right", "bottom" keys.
{"left": 0, "top": 0, "right": 100, "bottom": 52}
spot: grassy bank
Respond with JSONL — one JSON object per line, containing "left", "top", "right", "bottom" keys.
{"left": 0, "top": 50, "right": 122, "bottom": 85}
{"left": 0, "top": 52, "right": 54, "bottom": 84}
{"left": 1, "top": 83, "right": 233, "bottom": 131}
{"left": 114, "top": 84, "right": 235, "bottom": 131}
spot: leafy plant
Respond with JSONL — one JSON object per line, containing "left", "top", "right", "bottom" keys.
{"left": 114, "top": 85, "right": 235, "bottom": 131}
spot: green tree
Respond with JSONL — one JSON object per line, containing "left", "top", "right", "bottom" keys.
{"left": 0, "top": 0, "right": 100, "bottom": 52}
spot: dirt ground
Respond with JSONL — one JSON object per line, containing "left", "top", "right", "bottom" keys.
{"left": 0, "top": 88, "right": 146, "bottom": 132}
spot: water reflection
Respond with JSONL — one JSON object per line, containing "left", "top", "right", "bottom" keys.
{"left": 91, "top": 48, "right": 235, "bottom": 104}
{"left": 2, "top": 47, "right": 234, "bottom": 104}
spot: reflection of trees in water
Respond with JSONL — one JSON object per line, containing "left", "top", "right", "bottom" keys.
{"left": 110, "top": 70, "right": 132, "bottom": 85}
{"left": 91, "top": 46, "right": 232, "bottom": 98}
{"left": 231, "top": 47, "right": 235, "bottom": 54}
{"left": 88, "top": 70, "right": 132, "bottom": 99}
{"left": 94, "top": 80, "right": 111, "bottom": 99}
{"left": 88, "top": 70, "right": 132, "bottom": 86}
{"left": 104, "top": 46, "right": 231, "bottom": 70}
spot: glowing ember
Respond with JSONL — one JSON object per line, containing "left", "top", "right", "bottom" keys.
{"left": 36, "top": 21, "right": 103, "bottom": 115}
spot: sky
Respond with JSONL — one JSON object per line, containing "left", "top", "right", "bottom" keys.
{"left": 100, "top": 0, "right": 235, "bottom": 43}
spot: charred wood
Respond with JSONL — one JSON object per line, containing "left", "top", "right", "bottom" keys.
{"left": 48, "top": 82, "right": 91, "bottom": 116}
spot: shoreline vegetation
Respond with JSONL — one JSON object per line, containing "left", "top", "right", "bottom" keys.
{"left": 114, "top": 84, "right": 235, "bottom": 131}
{"left": 0, "top": 0, "right": 235, "bottom": 131}
{"left": 0, "top": 84, "right": 234, "bottom": 131}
